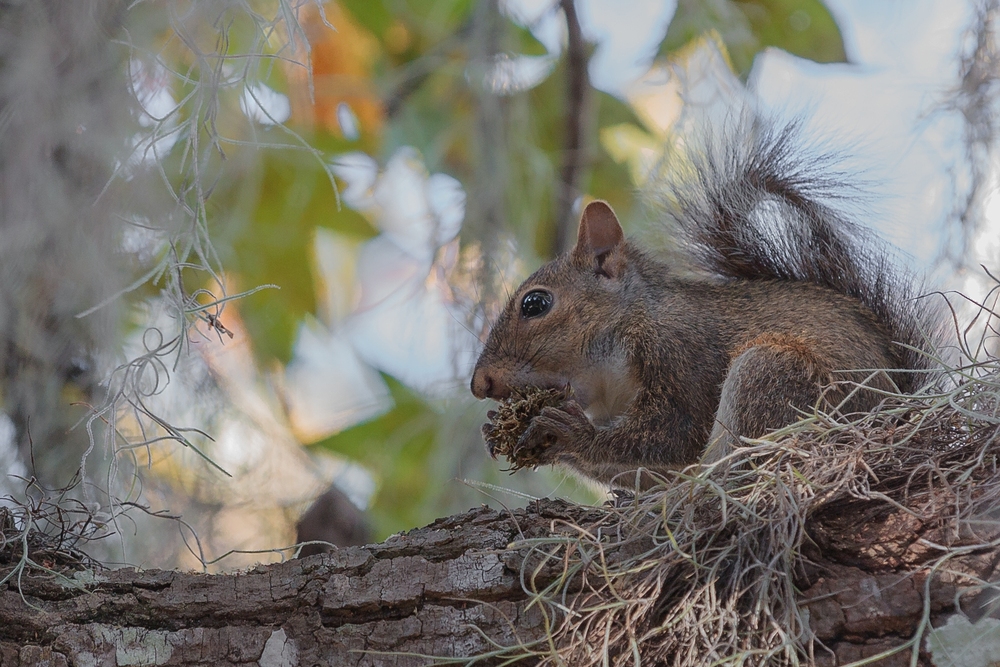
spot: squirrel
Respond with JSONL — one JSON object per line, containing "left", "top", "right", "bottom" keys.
{"left": 470, "top": 116, "right": 939, "bottom": 487}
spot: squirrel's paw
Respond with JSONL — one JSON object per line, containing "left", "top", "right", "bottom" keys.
{"left": 481, "top": 411, "right": 500, "bottom": 458}
{"left": 515, "top": 400, "right": 595, "bottom": 465}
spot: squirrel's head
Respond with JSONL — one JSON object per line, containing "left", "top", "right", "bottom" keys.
{"left": 471, "top": 200, "right": 631, "bottom": 406}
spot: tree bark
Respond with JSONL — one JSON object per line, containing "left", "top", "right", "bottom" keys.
{"left": 552, "top": 0, "right": 592, "bottom": 257}
{"left": 801, "top": 499, "right": 998, "bottom": 666}
{"left": 0, "top": 500, "right": 596, "bottom": 666}
{"left": 0, "top": 498, "right": 994, "bottom": 666}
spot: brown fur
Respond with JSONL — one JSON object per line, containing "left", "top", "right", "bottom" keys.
{"left": 471, "top": 199, "right": 921, "bottom": 489}
{"left": 732, "top": 333, "right": 828, "bottom": 377}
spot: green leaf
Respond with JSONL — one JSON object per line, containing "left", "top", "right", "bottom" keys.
{"left": 343, "top": 0, "right": 478, "bottom": 60}
{"left": 509, "top": 18, "right": 551, "bottom": 57}
{"left": 660, "top": 0, "right": 845, "bottom": 77}
{"left": 416, "top": 0, "right": 477, "bottom": 34}
{"left": 313, "top": 377, "right": 441, "bottom": 538}
{"left": 223, "top": 136, "right": 376, "bottom": 364}
{"left": 587, "top": 90, "right": 644, "bottom": 231}
{"left": 736, "top": 0, "right": 846, "bottom": 65}
{"left": 340, "top": 0, "right": 394, "bottom": 37}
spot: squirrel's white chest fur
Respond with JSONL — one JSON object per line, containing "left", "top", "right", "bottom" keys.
{"left": 578, "top": 352, "right": 638, "bottom": 426}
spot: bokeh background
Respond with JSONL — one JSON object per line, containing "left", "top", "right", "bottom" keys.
{"left": 0, "top": 0, "right": 997, "bottom": 571}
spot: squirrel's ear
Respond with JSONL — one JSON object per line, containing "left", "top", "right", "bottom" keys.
{"left": 573, "top": 200, "right": 625, "bottom": 277}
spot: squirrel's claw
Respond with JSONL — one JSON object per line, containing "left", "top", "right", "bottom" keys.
{"left": 515, "top": 402, "right": 595, "bottom": 464}
{"left": 482, "top": 422, "right": 499, "bottom": 458}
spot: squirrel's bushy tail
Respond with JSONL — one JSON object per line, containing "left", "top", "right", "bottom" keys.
{"left": 649, "top": 113, "right": 940, "bottom": 390}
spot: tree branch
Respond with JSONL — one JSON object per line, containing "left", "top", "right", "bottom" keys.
{"left": 552, "top": 0, "right": 591, "bottom": 257}
{"left": 0, "top": 497, "right": 993, "bottom": 666}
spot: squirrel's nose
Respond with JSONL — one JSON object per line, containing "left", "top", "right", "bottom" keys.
{"left": 472, "top": 367, "right": 509, "bottom": 400}
{"left": 471, "top": 367, "right": 493, "bottom": 399}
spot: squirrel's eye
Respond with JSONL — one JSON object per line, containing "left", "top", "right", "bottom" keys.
{"left": 520, "top": 290, "right": 552, "bottom": 319}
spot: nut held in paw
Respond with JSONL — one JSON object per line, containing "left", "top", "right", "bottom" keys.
{"left": 482, "top": 386, "right": 570, "bottom": 471}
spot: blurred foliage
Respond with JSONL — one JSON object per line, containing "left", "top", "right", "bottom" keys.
{"left": 662, "top": 0, "right": 846, "bottom": 76}
{"left": 222, "top": 146, "right": 376, "bottom": 363}
{"left": 196, "top": 0, "right": 845, "bottom": 539}
{"left": 314, "top": 377, "right": 441, "bottom": 537}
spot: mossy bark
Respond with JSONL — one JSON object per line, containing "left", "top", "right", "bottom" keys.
{"left": 0, "top": 498, "right": 993, "bottom": 666}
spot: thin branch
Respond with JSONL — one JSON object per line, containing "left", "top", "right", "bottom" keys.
{"left": 552, "top": 0, "right": 591, "bottom": 257}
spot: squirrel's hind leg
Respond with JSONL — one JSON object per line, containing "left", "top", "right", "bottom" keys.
{"left": 703, "top": 336, "right": 828, "bottom": 464}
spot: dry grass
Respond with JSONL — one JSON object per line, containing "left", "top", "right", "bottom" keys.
{"left": 480, "top": 292, "right": 1000, "bottom": 666}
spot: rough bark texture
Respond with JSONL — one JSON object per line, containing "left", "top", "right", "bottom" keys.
{"left": 0, "top": 498, "right": 994, "bottom": 666}
{"left": 801, "top": 499, "right": 996, "bottom": 667}
{"left": 0, "top": 500, "right": 595, "bottom": 666}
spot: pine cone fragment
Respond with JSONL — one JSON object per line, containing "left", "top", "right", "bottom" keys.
{"left": 482, "top": 386, "right": 570, "bottom": 471}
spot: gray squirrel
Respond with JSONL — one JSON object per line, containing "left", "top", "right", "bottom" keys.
{"left": 471, "top": 116, "right": 938, "bottom": 486}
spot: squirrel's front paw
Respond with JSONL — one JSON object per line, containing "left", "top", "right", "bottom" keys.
{"left": 515, "top": 400, "right": 595, "bottom": 465}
